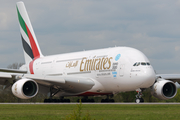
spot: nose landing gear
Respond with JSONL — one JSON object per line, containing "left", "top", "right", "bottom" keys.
{"left": 135, "top": 89, "right": 144, "bottom": 103}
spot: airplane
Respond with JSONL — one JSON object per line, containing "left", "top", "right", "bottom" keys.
{"left": 0, "top": 1, "right": 179, "bottom": 103}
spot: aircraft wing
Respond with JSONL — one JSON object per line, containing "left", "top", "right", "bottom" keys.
{"left": 24, "top": 74, "right": 95, "bottom": 93}
{"left": 0, "top": 72, "right": 24, "bottom": 90}
{"left": 0, "top": 69, "right": 95, "bottom": 93}
{"left": 0, "top": 68, "right": 27, "bottom": 73}
{"left": 0, "top": 68, "right": 27, "bottom": 88}
{"left": 0, "top": 68, "right": 27, "bottom": 82}
{"left": 156, "top": 74, "right": 180, "bottom": 83}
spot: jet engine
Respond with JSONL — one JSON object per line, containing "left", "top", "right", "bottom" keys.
{"left": 151, "top": 79, "right": 177, "bottom": 100}
{"left": 12, "top": 78, "right": 38, "bottom": 99}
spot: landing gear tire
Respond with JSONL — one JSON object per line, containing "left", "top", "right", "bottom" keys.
{"left": 135, "top": 98, "right": 144, "bottom": 103}
{"left": 140, "top": 98, "right": 144, "bottom": 103}
{"left": 101, "top": 95, "right": 115, "bottom": 103}
{"left": 44, "top": 98, "right": 70, "bottom": 103}
{"left": 44, "top": 99, "right": 50, "bottom": 103}
{"left": 43, "top": 86, "right": 71, "bottom": 103}
{"left": 135, "top": 98, "right": 140, "bottom": 103}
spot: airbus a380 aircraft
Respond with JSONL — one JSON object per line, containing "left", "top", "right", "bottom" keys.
{"left": 0, "top": 1, "right": 179, "bottom": 103}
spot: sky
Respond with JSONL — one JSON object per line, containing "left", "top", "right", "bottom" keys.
{"left": 0, "top": 0, "right": 180, "bottom": 74}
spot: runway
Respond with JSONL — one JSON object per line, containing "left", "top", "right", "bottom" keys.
{"left": 0, "top": 103, "right": 180, "bottom": 104}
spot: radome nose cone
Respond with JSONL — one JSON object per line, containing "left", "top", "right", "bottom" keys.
{"left": 140, "top": 68, "right": 156, "bottom": 88}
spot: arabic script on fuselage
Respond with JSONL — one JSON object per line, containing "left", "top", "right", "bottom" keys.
{"left": 66, "top": 61, "right": 78, "bottom": 68}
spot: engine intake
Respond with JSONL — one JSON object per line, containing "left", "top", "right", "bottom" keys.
{"left": 12, "top": 78, "right": 38, "bottom": 99}
{"left": 23, "top": 81, "right": 37, "bottom": 96}
{"left": 151, "top": 79, "right": 177, "bottom": 100}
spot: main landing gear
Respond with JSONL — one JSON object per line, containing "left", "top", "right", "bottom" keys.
{"left": 44, "top": 97, "right": 70, "bottom": 103}
{"left": 135, "top": 89, "right": 144, "bottom": 103}
{"left": 44, "top": 86, "right": 70, "bottom": 103}
{"left": 77, "top": 96, "right": 95, "bottom": 103}
{"left": 77, "top": 95, "right": 115, "bottom": 103}
{"left": 101, "top": 95, "right": 115, "bottom": 103}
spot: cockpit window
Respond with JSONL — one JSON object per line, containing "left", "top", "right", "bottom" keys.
{"left": 141, "top": 62, "right": 146, "bottom": 65}
{"left": 133, "top": 62, "right": 140, "bottom": 66}
{"left": 133, "top": 63, "right": 137, "bottom": 66}
{"left": 133, "top": 62, "right": 151, "bottom": 66}
{"left": 136, "top": 62, "right": 140, "bottom": 66}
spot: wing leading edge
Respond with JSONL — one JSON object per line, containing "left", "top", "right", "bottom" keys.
{"left": 157, "top": 74, "right": 180, "bottom": 83}
{"left": 0, "top": 68, "right": 27, "bottom": 73}
{"left": 0, "top": 70, "right": 95, "bottom": 94}
{"left": 24, "top": 74, "right": 95, "bottom": 93}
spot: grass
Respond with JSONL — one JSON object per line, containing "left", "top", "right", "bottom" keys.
{"left": 0, "top": 104, "right": 180, "bottom": 120}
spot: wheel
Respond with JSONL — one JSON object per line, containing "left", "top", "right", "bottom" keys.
{"left": 104, "top": 99, "right": 109, "bottom": 103}
{"left": 81, "top": 98, "right": 87, "bottom": 102}
{"left": 64, "top": 99, "right": 70, "bottom": 103}
{"left": 101, "top": 99, "right": 105, "bottom": 103}
{"left": 135, "top": 98, "right": 141, "bottom": 103}
{"left": 110, "top": 99, "right": 115, "bottom": 103}
{"left": 44, "top": 99, "right": 48, "bottom": 103}
{"left": 140, "top": 98, "right": 144, "bottom": 103}
{"left": 44, "top": 99, "right": 51, "bottom": 103}
{"left": 52, "top": 99, "right": 57, "bottom": 102}
{"left": 135, "top": 98, "right": 144, "bottom": 103}
{"left": 89, "top": 99, "right": 95, "bottom": 103}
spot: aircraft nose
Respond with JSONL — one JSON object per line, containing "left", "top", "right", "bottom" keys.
{"left": 138, "top": 67, "right": 156, "bottom": 88}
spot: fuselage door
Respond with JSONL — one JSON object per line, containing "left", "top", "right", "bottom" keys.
{"left": 119, "top": 64, "right": 125, "bottom": 77}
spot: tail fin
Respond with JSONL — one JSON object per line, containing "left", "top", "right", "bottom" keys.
{"left": 16, "top": 1, "right": 43, "bottom": 64}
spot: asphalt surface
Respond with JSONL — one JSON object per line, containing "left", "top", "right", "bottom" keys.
{"left": 0, "top": 103, "right": 180, "bottom": 104}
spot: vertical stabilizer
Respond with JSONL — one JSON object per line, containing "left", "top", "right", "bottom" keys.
{"left": 16, "top": 1, "right": 43, "bottom": 64}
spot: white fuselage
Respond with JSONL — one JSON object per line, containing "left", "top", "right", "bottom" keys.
{"left": 29, "top": 47, "right": 156, "bottom": 96}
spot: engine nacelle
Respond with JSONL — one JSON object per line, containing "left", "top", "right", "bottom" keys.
{"left": 12, "top": 78, "right": 38, "bottom": 99}
{"left": 151, "top": 79, "right": 177, "bottom": 100}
